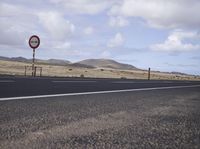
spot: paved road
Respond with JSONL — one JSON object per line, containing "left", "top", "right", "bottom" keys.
{"left": 0, "top": 76, "right": 200, "bottom": 98}
{"left": 0, "top": 86, "right": 200, "bottom": 148}
{"left": 0, "top": 76, "right": 200, "bottom": 148}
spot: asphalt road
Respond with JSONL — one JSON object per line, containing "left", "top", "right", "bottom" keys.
{"left": 0, "top": 76, "right": 200, "bottom": 148}
{"left": 0, "top": 76, "right": 200, "bottom": 99}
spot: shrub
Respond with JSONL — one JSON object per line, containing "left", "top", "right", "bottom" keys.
{"left": 80, "top": 74, "right": 84, "bottom": 78}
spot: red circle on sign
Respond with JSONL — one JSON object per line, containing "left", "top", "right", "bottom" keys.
{"left": 29, "top": 35, "right": 40, "bottom": 49}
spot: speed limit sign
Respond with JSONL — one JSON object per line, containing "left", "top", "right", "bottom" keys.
{"left": 29, "top": 35, "right": 40, "bottom": 77}
{"left": 29, "top": 35, "right": 40, "bottom": 49}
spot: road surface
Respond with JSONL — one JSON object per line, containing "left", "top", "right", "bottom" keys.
{"left": 0, "top": 76, "right": 200, "bottom": 99}
{"left": 0, "top": 76, "right": 200, "bottom": 148}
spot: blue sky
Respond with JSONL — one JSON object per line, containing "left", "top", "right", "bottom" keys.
{"left": 0, "top": 0, "right": 200, "bottom": 75}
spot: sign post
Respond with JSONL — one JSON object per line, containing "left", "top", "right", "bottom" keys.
{"left": 29, "top": 35, "right": 40, "bottom": 77}
{"left": 148, "top": 67, "right": 151, "bottom": 80}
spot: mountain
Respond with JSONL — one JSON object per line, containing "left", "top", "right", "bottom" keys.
{"left": 171, "top": 71, "right": 188, "bottom": 76}
{"left": 0, "top": 56, "right": 11, "bottom": 61}
{"left": 76, "top": 59, "right": 138, "bottom": 70}
{"left": 0, "top": 56, "right": 138, "bottom": 70}
{"left": 0, "top": 56, "right": 71, "bottom": 66}
{"left": 36, "top": 59, "right": 71, "bottom": 65}
{"left": 11, "top": 57, "right": 30, "bottom": 62}
{"left": 46, "top": 59, "right": 71, "bottom": 64}
{"left": 70, "top": 63, "right": 95, "bottom": 68}
{"left": 0, "top": 56, "right": 31, "bottom": 63}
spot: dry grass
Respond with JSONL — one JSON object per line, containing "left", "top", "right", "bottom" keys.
{"left": 0, "top": 60, "right": 199, "bottom": 81}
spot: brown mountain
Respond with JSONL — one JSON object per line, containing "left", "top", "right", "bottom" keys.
{"left": 0, "top": 56, "right": 71, "bottom": 66}
{"left": 76, "top": 59, "right": 138, "bottom": 70}
{"left": 0, "top": 56, "right": 138, "bottom": 70}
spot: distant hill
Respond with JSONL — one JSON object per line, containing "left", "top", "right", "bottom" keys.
{"left": 0, "top": 56, "right": 12, "bottom": 61}
{"left": 0, "top": 56, "right": 71, "bottom": 66}
{"left": 0, "top": 56, "right": 197, "bottom": 77}
{"left": 36, "top": 59, "right": 71, "bottom": 65}
{"left": 0, "top": 56, "right": 30, "bottom": 62}
{"left": 11, "top": 57, "right": 29, "bottom": 62}
{"left": 70, "top": 63, "right": 95, "bottom": 69}
{"left": 0, "top": 57, "right": 138, "bottom": 70}
{"left": 76, "top": 59, "right": 138, "bottom": 70}
{"left": 171, "top": 71, "right": 188, "bottom": 76}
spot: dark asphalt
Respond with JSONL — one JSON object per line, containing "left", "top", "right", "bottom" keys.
{"left": 0, "top": 76, "right": 200, "bottom": 98}
{"left": 0, "top": 86, "right": 200, "bottom": 148}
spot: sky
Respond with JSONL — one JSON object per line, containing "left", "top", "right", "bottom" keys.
{"left": 0, "top": 0, "right": 200, "bottom": 75}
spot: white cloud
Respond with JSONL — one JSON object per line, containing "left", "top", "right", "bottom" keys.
{"left": 0, "top": 2, "right": 23, "bottom": 17}
{"left": 0, "top": 23, "right": 26, "bottom": 46}
{"left": 100, "top": 51, "right": 111, "bottom": 58}
{"left": 0, "top": 2, "right": 76, "bottom": 58}
{"left": 109, "top": 16, "right": 129, "bottom": 27}
{"left": 150, "top": 30, "right": 200, "bottom": 52}
{"left": 38, "top": 11, "right": 75, "bottom": 41}
{"left": 110, "top": 0, "right": 200, "bottom": 29}
{"left": 50, "top": 0, "right": 116, "bottom": 15}
{"left": 83, "top": 27, "right": 94, "bottom": 35}
{"left": 54, "top": 41, "right": 71, "bottom": 49}
{"left": 108, "top": 33, "right": 125, "bottom": 48}
{"left": 0, "top": 3, "right": 37, "bottom": 46}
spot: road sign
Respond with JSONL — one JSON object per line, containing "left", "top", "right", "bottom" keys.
{"left": 29, "top": 35, "right": 40, "bottom": 77}
{"left": 29, "top": 35, "right": 40, "bottom": 49}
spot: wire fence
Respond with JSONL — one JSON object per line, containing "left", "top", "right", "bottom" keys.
{"left": 24, "top": 66, "right": 42, "bottom": 77}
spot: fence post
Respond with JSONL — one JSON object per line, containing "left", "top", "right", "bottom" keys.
{"left": 24, "top": 66, "right": 27, "bottom": 76}
{"left": 32, "top": 48, "right": 36, "bottom": 77}
{"left": 40, "top": 67, "right": 42, "bottom": 77}
{"left": 148, "top": 68, "right": 151, "bottom": 80}
{"left": 34, "top": 66, "right": 37, "bottom": 77}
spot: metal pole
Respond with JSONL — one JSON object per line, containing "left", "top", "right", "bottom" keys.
{"left": 32, "top": 48, "right": 35, "bottom": 77}
{"left": 148, "top": 68, "right": 151, "bottom": 80}
{"left": 25, "top": 66, "right": 27, "bottom": 76}
{"left": 34, "top": 66, "right": 37, "bottom": 77}
{"left": 40, "top": 68, "right": 42, "bottom": 77}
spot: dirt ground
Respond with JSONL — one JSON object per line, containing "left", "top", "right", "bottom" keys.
{"left": 0, "top": 60, "right": 199, "bottom": 81}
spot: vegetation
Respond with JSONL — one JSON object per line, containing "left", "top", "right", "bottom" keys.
{"left": 0, "top": 60, "right": 199, "bottom": 81}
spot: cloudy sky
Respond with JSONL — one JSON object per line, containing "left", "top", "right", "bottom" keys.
{"left": 0, "top": 0, "right": 200, "bottom": 75}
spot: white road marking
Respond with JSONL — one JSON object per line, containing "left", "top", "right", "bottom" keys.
{"left": 0, "top": 84, "right": 200, "bottom": 101}
{"left": 112, "top": 81, "right": 137, "bottom": 84}
{"left": 112, "top": 81, "right": 174, "bottom": 84}
{"left": 0, "top": 80, "right": 15, "bottom": 83}
{"left": 52, "top": 81, "right": 97, "bottom": 83}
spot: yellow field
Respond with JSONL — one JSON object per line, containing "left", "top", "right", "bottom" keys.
{"left": 0, "top": 60, "right": 199, "bottom": 81}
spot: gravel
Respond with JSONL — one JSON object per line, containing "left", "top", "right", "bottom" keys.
{"left": 0, "top": 87, "right": 200, "bottom": 148}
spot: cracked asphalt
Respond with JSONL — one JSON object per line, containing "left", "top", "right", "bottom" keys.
{"left": 0, "top": 86, "right": 200, "bottom": 148}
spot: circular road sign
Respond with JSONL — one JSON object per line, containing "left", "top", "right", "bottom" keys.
{"left": 29, "top": 35, "right": 40, "bottom": 49}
